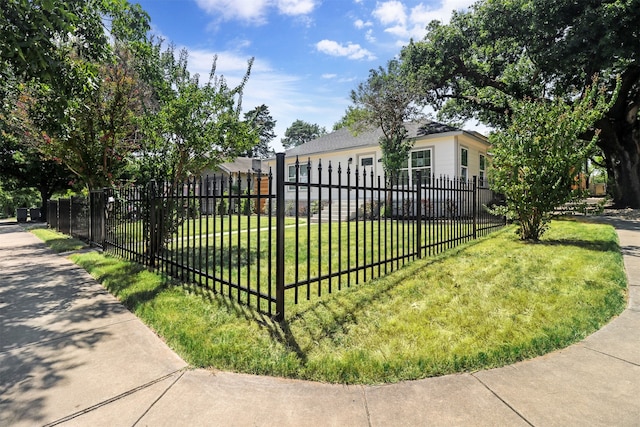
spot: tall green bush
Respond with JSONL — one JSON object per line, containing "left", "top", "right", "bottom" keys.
{"left": 489, "top": 81, "right": 617, "bottom": 240}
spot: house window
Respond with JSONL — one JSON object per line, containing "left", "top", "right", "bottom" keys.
{"left": 460, "top": 147, "right": 469, "bottom": 180}
{"left": 399, "top": 149, "right": 431, "bottom": 185}
{"left": 288, "top": 162, "right": 310, "bottom": 190}
{"left": 360, "top": 157, "right": 374, "bottom": 167}
{"left": 479, "top": 154, "right": 486, "bottom": 186}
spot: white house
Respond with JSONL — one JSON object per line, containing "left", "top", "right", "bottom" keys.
{"left": 266, "top": 121, "right": 489, "bottom": 186}
{"left": 262, "top": 121, "right": 491, "bottom": 218}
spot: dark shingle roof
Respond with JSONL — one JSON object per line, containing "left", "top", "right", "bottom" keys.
{"left": 284, "top": 121, "right": 472, "bottom": 157}
{"left": 416, "top": 121, "right": 460, "bottom": 136}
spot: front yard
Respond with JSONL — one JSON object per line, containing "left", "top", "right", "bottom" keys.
{"left": 37, "top": 218, "right": 626, "bottom": 384}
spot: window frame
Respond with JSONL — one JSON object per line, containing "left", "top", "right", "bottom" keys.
{"left": 460, "top": 146, "right": 469, "bottom": 181}
{"left": 287, "top": 162, "right": 310, "bottom": 191}
{"left": 399, "top": 148, "right": 432, "bottom": 186}
{"left": 360, "top": 156, "right": 374, "bottom": 167}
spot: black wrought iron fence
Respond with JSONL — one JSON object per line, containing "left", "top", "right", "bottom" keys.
{"left": 49, "top": 153, "right": 505, "bottom": 320}
{"left": 58, "top": 198, "right": 71, "bottom": 235}
{"left": 47, "top": 193, "right": 105, "bottom": 247}
{"left": 70, "top": 196, "right": 89, "bottom": 241}
{"left": 47, "top": 200, "right": 58, "bottom": 230}
{"left": 89, "top": 190, "right": 106, "bottom": 246}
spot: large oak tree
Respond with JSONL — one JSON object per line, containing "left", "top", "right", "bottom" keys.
{"left": 402, "top": 0, "right": 640, "bottom": 207}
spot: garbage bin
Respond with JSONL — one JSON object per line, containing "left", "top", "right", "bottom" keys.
{"left": 30, "top": 208, "right": 40, "bottom": 221}
{"left": 17, "top": 208, "right": 28, "bottom": 222}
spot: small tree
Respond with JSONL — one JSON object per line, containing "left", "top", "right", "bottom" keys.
{"left": 140, "top": 46, "right": 256, "bottom": 185}
{"left": 0, "top": 88, "right": 76, "bottom": 217}
{"left": 350, "top": 59, "right": 420, "bottom": 177}
{"left": 332, "top": 106, "right": 367, "bottom": 131}
{"left": 35, "top": 46, "right": 148, "bottom": 190}
{"left": 490, "top": 81, "right": 617, "bottom": 241}
{"left": 137, "top": 45, "right": 257, "bottom": 259}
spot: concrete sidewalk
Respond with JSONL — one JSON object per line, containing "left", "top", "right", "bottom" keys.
{"left": 1, "top": 218, "right": 639, "bottom": 426}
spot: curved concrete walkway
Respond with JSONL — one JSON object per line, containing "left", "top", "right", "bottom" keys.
{"left": 1, "top": 217, "right": 639, "bottom": 426}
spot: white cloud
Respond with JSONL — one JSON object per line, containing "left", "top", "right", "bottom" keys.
{"left": 175, "top": 46, "right": 349, "bottom": 152}
{"left": 241, "top": 71, "right": 349, "bottom": 151}
{"left": 365, "top": 29, "right": 376, "bottom": 43}
{"left": 373, "top": 0, "right": 476, "bottom": 43}
{"left": 195, "top": 0, "right": 318, "bottom": 24}
{"left": 195, "top": 0, "right": 269, "bottom": 23}
{"left": 277, "top": 0, "right": 316, "bottom": 15}
{"left": 185, "top": 49, "right": 270, "bottom": 83}
{"left": 384, "top": 24, "right": 409, "bottom": 38}
{"left": 316, "top": 39, "right": 376, "bottom": 60}
{"left": 354, "top": 18, "right": 373, "bottom": 29}
{"left": 372, "top": 1, "right": 407, "bottom": 26}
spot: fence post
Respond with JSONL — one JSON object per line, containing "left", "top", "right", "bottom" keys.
{"left": 473, "top": 176, "right": 478, "bottom": 239}
{"left": 149, "top": 180, "right": 158, "bottom": 268}
{"left": 416, "top": 170, "right": 422, "bottom": 259}
{"left": 89, "top": 192, "right": 94, "bottom": 244}
{"left": 275, "top": 153, "right": 286, "bottom": 321}
{"left": 101, "top": 189, "right": 108, "bottom": 248}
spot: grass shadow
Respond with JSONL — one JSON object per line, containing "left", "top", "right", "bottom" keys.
{"left": 282, "top": 243, "right": 478, "bottom": 352}
{"left": 536, "top": 238, "right": 620, "bottom": 253}
{"left": 180, "top": 281, "right": 308, "bottom": 364}
{"left": 73, "top": 255, "right": 172, "bottom": 311}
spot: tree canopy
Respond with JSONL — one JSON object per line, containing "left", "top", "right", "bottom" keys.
{"left": 281, "top": 119, "right": 326, "bottom": 149}
{"left": 0, "top": 0, "right": 151, "bottom": 194}
{"left": 0, "top": 0, "right": 149, "bottom": 104}
{"left": 401, "top": 0, "right": 640, "bottom": 207}
{"left": 33, "top": 45, "right": 148, "bottom": 189}
{"left": 242, "top": 104, "right": 276, "bottom": 158}
{"left": 0, "top": 91, "right": 75, "bottom": 216}
{"left": 1, "top": 1, "right": 258, "bottom": 194}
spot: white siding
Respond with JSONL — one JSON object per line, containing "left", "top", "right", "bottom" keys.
{"left": 455, "top": 134, "right": 490, "bottom": 182}
{"left": 264, "top": 131, "right": 489, "bottom": 202}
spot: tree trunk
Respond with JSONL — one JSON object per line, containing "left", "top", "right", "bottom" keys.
{"left": 597, "top": 113, "right": 640, "bottom": 208}
{"left": 37, "top": 185, "right": 55, "bottom": 222}
{"left": 594, "top": 67, "right": 640, "bottom": 208}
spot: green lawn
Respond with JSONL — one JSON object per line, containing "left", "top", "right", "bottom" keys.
{"left": 112, "top": 217, "right": 488, "bottom": 312}
{"left": 36, "top": 218, "right": 627, "bottom": 384}
{"left": 30, "top": 228, "right": 87, "bottom": 253}
{"left": 108, "top": 215, "right": 300, "bottom": 239}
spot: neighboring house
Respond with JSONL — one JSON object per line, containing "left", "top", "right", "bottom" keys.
{"left": 199, "top": 157, "right": 263, "bottom": 213}
{"left": 201, "top": 157, "right": 263, "bottom": 192}
{"left": 262, "top": 120, "right": 491, "bottom": 218}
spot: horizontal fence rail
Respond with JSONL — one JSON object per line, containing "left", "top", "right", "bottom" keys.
{"left": 48, "top": 153, "right": 505, "bottom": 320}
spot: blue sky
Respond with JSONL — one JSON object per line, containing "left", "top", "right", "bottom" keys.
{"left": 134, "top": 0, "right": 478, "bottom": 151}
